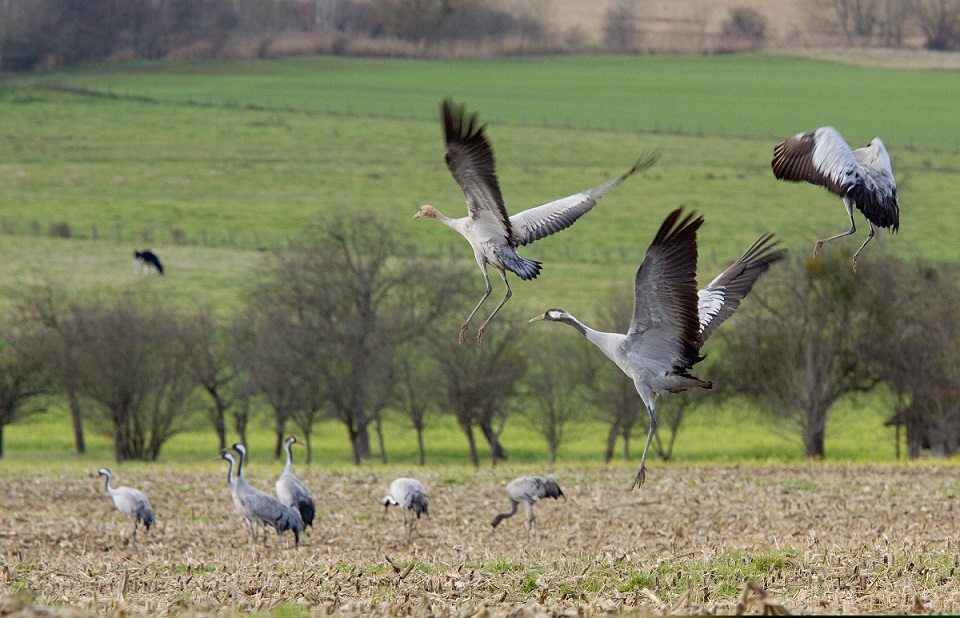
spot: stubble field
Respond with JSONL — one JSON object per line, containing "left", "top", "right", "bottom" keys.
{"left": 2, "top": 464, "right": 959, "bottom": 616}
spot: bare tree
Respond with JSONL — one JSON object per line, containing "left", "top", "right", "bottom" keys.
{"left": 916, "top": 0, "right": 960, "bottom": 49}
{"left": 68, "top": 294, "right": 197, "bottom": 461}
{"left": 431, "top": 315, "right": 526, "bottom": 467}
{"left": 715, "top": 252, "right": 880, "bottom": 458}
{"left": 395, "top": 355, "right": 439, "bottom": 465}
{"left": 246, "top": 213, "right": 467, "bottom": 464}
{"left": 860, "top": 257, "right": 960, "bottom": 458}
{"left": 521, "top": 332, "right": 585, "bottom": 465}
{"left": 812, "top": 0, "right": 882, "bottom": 41}
{"left": 0, "top": 327, "right": 53, "bottom": 458}
{"left": 13, "top": 282, "right": 86, "bottom": 453}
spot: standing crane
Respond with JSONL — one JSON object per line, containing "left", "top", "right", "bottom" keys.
{"left": 382, "top": 477, "right": 429, "bottom": 540}
{"left": 771, "top": 126, "right": 899, "bottom": 272}
{"left": 230, "top": 443, "right": 304, "bottom": 550}
{"left": 276, "top": 436, "right": 315, "bottom": 529}
{"left": 414, "top": 97, "right": 659, "bottom": 345}
{"left": 218, "top": 451, "right": 260, "bottom": 543}
{"left": 490, "top": 476, "right": 564, "bottom": 536}
{"left": 530, "top": 208, "right": 784, "bottom": 489}
{"left": 97, "top": 468, "right": 154, "bottom": 545}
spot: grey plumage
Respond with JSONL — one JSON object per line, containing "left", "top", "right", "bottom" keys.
{"left": 382, "top": 477, "right": 429, "bottom": 539}
{"left": 230, "top": 443, "right": 303, "bottom": 549}
{"left": 220, "top": 452, "right": 260, "bottom": 542}
{"left": 414, "top": 97, "right": 659, "bottom": 345}
{"left": 97, "top": 467, "right": 154, "bottom": 544}
{"left": 772, "top": 126, "right": 899, "bottom": 271}
{"left": 276, "top": 436, "right": 315, "bottom": 528}
{"left": 491, "top": 476, "right": 564, "bottom": 532}
{"left": 531, "top": 208, "right": 784, "bottom": 489}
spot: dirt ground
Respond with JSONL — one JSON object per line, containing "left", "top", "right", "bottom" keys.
{"left": 1, "top": 464, "right": 959, "bottom": 616}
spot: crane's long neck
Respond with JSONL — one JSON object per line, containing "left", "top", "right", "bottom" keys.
{"left": 225, "top": 457, "right": 235, "bottom": 488}
{"left": 102, "top": 475, "right": 112, "bottom": 494}
{"left": 235, "top": 449, "right": 245, "bottom": 480}
{"left": 560, "top": 314, "right": 626, "bottom": 366}
{"left": 492, "top": 499, "right": 519, "bottom": 528}
{"left": 283, "top": 441, "right": 294, "bottom": 475}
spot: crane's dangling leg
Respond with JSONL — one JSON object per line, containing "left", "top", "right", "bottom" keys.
{"left": 814, "top": 197, "right": 857, "bottom": 258}
{"left": 475, "top": 268, "right": 512, "bottom": 346}
{"left": 632, "top": 402, "right": 659, "bottom": 490}
{"left": 851, "top": 221, "right": 876, "bottom": 273}
{"left": 460, "top": 263, "right": 494, "bottom": 344}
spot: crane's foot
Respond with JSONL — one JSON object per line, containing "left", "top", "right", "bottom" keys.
{"left": 812, "top": 242, "right": 823, "bottom": 258}
{"left": 475, "top": 328, "right": 486, "bottom": 346}
{"left": 851, "top": 257, "right": 859, "bottom": 274}
{"left": 631, "top": 465, "right": 647, "bottom": 490}
{"left": 459, "top": 325, "right": 468, "bottom": 344}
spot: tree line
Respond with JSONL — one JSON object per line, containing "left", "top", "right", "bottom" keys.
{"left": 1, "top": 215, "right": 959, "bottom": 463}
{"left": 2, "top": 0, "right": 960, "bottom": 72}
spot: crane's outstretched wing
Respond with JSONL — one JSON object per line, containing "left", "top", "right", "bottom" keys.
{"left": 509, "top": 151, "right": 660, "bottom": 247}
{"left": 771, "top": 126, "right": 899, "bottom": 231}
{"left": 442, "top": 98, "right": 512, "bottom": 240}
{"left": 626, "top": 209, "right": 703, "bottom": 368}
{"left": 697, "top": 233, "right": 785, "bottom": 348}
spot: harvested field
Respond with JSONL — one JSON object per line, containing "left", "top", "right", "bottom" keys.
{"left": 2, "top": 464, "right": 959, "bottom": 615}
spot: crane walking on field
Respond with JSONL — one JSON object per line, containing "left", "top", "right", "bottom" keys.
{"left": 276, "top": 436, "right": 315, "bottom": 529}
{"left": 382, "top": 477, "right": 429, "bottom": 540}
{"left": 414, "top": 97, "right": 659, "bottom": 345}
{"left": 230, "top": 443, "right": 304, "bottom": 551}
{"left": 97, "top": 468, "right": 154, "bottom": 546}
{"left": 531, "top": 208, "right": 784, "bottom": 489}
{"left": 491, "top": 476, "right": 564, "bottom": 537}
{"left": 771, "top": 126, "right": 899, "bottom": 272}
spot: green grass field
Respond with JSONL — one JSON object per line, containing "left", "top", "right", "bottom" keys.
{"left": 0, "top": 53, "right": 955, "bottom": 467}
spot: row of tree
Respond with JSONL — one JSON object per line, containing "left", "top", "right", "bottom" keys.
{"left": 1, "top": 215, "right": 959, "bottom": 463}
{"left": 3, "top": 0, "right": 960, "bottom": 72}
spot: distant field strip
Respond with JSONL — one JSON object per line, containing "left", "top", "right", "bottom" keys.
{"left": 28, "top": 54, "right": 960, "bottom": 148}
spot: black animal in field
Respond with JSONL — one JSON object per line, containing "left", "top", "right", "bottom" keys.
{"left": 133, "top": 249, "right": 164, "bottom": 275}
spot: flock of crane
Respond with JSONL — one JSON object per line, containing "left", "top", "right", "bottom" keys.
{"left": 98, "top": 98, "right": 900, "bottom": 547}
{"left": 98, "top": 438, "right": 564, "bottom": 548}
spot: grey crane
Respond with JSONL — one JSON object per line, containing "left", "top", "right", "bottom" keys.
{"left": 218, "top": 451, "right": 260, "bottom": 543}
{"left": 382, "top": 477, "right": 429, "bottom": 539}
{"left": 97, "top": 467, "right": 154, "bottom": 544}
{"left": 414, "top": 97, "right": 659, "bottom": 345}
{"left": 772, "top": 126, "right": 899, "bottom": 272}
{"left": 276, "top": 436, "right": 315, "bottom": 529}
{"left": 530, "top": 208, "right": 784, "bottom": 488}
{"left": 490, "top": 476, "right": 564, "bottom": 535}
{"left": 230, "top": 443, "right": 303, "bottom": 550}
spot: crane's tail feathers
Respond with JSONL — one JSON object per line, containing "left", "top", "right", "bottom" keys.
{"left": 298, "top": 499, "right": 316, "bottom": 527}
{"left": 410, "top": 492, "right": 429, "bottom": 519}
{"left": 504, "top": 254, "right": 542, "bottom": 281}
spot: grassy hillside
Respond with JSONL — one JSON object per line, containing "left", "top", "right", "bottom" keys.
{"left": 0, "top": 53, "right": 955, "bottom": 464}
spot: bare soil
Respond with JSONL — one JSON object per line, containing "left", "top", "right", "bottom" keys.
{"left": 1, "top": 464, "right": 959, "bottom": 615}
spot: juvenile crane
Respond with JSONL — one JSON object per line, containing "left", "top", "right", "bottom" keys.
{"left": 771, "top": 126, "right": 899, "bottom": 271}
{"left": 230, "top": 443, "right": 304, "bottom": 550}
{"left": 276, "top": 436, "right": 315, "bottom": 529}
{"left": 490, "top": 476, "right": 564, "bottom": 535}
{"left": 414, "top": 98, "right": 659, "bottom": 344}
{"left": 382, "top": 477, "right": 429, "bottom": 539}
{"left": 531, "top": 208, "right": 784, "bottom": 488}
{"left": 97, "top": 468, "right": 154, "bottom": 544}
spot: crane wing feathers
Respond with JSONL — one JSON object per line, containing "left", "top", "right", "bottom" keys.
{"left": 772, "top": 127, "right": 899, "bottom": 231}
{"left": 509, "top": 151, "right": 660, "bottom": 247}
{"left": 627, "top": 209, "right": 703, "bottom": 368}
{"left": 442, "top": 98, "right": 512, "bottom": 240}
{"left": 697, "top": 233, "right": 785, "bottom": 347}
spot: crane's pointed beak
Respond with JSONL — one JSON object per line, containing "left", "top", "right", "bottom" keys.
{"left": 528, "top": 314, "right": 545, "bottom": 323}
